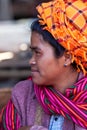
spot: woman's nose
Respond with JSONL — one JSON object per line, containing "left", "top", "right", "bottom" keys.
{"left": 29, "top": 56, "right": 36, "bottom": 65}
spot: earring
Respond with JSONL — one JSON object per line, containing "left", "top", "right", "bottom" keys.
{"left": 64, "top": 64, "right": 67, "bottom": 67}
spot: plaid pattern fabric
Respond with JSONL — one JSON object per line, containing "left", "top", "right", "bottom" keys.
{"left": 36, "top": 0, "right": 87, "bottom": 75}
{"left": 66, "top": 1, "right": 87, "bottom": 34}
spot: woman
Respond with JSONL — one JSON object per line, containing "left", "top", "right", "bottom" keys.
{"left": 0, "top": 0, "right": 87, "bottom": 130}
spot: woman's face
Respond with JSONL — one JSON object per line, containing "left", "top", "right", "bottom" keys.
{"left": 29, "top": 31, "right": 65, "bottom": 86}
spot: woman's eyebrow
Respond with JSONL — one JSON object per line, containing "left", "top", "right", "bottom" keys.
{"left": 30, "top": 46, "right": 41, "bottom": 51}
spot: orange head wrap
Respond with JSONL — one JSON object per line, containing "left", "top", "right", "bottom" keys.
{"left": 36, "top": 0, "right": 87, "bottom": 75}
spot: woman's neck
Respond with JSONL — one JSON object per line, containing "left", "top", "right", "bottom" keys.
{"left": 53, "top": 70, "right": 79, "bottom": 94}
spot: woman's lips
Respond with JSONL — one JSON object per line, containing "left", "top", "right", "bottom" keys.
{"left": 31, "top": 69, "right": 39, "bottom": 75}
{"left": 31, "top": 68, "right": 39, "bottom": 72}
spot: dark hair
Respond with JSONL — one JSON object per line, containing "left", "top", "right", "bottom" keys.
{"left": 31, "top": 19, "right": 65, "bottom": 58}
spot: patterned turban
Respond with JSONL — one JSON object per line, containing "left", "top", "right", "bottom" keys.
{"left": 36, "top": 0, "right": 87, "bottom": 75}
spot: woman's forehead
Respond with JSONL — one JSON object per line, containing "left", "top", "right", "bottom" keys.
{"left": 31, "top": 31, "right": 49, "bottom": 46}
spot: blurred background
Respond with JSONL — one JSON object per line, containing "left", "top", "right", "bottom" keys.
{"left": 0, "top": 0, "right": 51, "bottom": 88}
{"left": 0, "top": 0, "right": 50, "bottom": 109}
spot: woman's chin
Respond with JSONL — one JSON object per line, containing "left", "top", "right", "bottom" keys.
{"left": 32, "top": 77, "right": 44, "bottom": 85}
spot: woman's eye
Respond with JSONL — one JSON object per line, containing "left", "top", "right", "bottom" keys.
{"left": 35, "top": 51, "right": 41, "bottom": 55}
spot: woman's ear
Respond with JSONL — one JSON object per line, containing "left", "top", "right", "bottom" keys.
{"left": 64, "top": 51, "right": 72, "bottom": 67}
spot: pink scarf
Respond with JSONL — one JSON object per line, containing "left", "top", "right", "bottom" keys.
{"left": 34, "top": 76, "right": 87, "bottom": 128}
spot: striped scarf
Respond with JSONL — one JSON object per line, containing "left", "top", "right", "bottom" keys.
{"left": 0, "top": 100, "right": 20, "bottom": 130}
{"left": 34, "top": 76, "right": 87, "bottom": 128}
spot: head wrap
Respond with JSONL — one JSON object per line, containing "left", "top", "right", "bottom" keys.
{"left": 36, "top": 0, "right": 87, "bottom": 74}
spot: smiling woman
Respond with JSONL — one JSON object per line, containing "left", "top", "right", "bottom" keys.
{"left": 29, "top": 31, "right": 67, "bottom": 90}
{"left": 0, "top": 0, "right": 87, "bottom": 130}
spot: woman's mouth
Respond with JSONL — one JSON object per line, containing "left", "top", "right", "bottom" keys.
{"left": 31, "top": 69, "right": 39, "bottom": 76}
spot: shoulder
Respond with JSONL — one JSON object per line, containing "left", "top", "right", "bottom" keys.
{"left": 11, "top": 79, "right": 35, "bottom": 114}
{"left": 12, "top": 79, "right": 34, "bottom": 97}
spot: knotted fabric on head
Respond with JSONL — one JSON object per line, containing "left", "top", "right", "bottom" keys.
{"left": 36, "top": 0, "right": 87, "bottom": 74}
